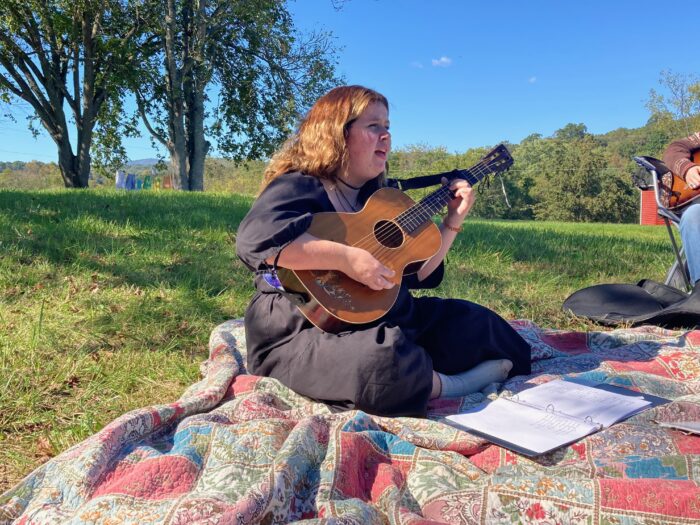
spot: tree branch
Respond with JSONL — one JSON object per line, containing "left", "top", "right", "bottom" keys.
{"left": 135, "top": 88, "right": 168, "bottom": 147}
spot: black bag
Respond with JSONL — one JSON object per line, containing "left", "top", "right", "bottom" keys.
{"left": 563, "top": 280, "right": 700, "bottom": 329}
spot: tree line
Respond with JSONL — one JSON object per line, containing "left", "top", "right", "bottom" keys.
{"left": 2, "top": 111, "right": 696, "bottom": 224}
{"left": 389, "top": 70, "right": 700, "bottom": 223}
{"left": 388, "top": 124, "right": 656, "bottom": 224}
{"left": 1, "top": 0, "right": 698, "bottom": 224}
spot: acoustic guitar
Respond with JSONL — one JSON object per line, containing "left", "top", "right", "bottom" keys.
{"left": 276, "top": 144, "right": 514, "bottom": 333}
{"left": 659, "top": 151, "right": 700, "bottom": 210}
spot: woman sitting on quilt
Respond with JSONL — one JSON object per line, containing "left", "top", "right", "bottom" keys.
{"left": 235, "top": 85, "right": 531, "bottom": 417}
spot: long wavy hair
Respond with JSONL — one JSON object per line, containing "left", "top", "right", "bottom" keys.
{"left": 262, "top": 85, "right": 389, "bottom": 188}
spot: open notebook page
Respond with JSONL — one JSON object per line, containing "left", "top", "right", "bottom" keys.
{"left": 446, "top": 397, "right": 600, "bottom": 456}
{"left": 515, "top": 380, "right": 651, "bottom": 427}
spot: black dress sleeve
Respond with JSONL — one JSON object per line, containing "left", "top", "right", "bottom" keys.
{"left": 236, "top": 172, "right": 329, "bottom": 272}
{"left": 403, "top": 262, "right": 444, "bottom": 290}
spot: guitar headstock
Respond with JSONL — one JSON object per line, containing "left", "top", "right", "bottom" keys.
{"left": 480, "top": 144, "right": 513, "bottom": 175}
{"left": 453, "top": 143, "right": 513, "bottom": 186}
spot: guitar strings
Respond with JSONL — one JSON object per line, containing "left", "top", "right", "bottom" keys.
{"left": 386, "top": 158, "right": 492, "bottom": 233}
{"left": 350, "top": 158, "right": 498, "bottom": 260}
{"left": 347, "top": 157, "right": 500, "bottom": 260}
{"left": 370, "top": 161, "right": 493, "bottom": 261}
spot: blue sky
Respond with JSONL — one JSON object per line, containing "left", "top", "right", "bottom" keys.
{"left": 0, "top": 0, "right": 696, "bottom": 163}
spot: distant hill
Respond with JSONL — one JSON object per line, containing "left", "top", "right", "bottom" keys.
{"left": 126, "top": 158, "right": 160, "bottom": 167}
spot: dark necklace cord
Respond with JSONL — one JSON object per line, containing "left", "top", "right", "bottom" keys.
{"left": 337, "top": 177, "right": 363, "bottom": 190}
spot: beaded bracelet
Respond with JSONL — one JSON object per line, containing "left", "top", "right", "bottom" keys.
{"left": 442, "top": 219, "right": 462, "bottom": 233}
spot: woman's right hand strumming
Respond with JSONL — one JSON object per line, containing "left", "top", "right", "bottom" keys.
{"left": 266, "top": 233, "right": 395, "bottom": 290}
{"left": 342, "top": 246, "right": 396, "bottom": 290}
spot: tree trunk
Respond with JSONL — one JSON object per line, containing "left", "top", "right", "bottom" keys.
{"left": 76, "top": 139, "right": 92, "bottom": 188}
{"left": 185, "top": 72, "right": 207, "bottom": 191}
{"left": 44, "top": 108, "right": 93, "bottom": 188}
{"left": 55, "top": 144, "right": 91, "bottom": 188}
{"left": 57, "top": 139, "right": 80, "bottom": 188}
{"left": 51, "top": 112, "right": 90, "bottom": 188}
{"left": 187, "top": 90, "right": 207, "bottom": 191}
{"left": 168, "top": 141, "right": 188, "bottom": 190}
{"left": 165, "top": 0, "right": 188, "bottom": 190}
{"left": 185, "top": 0, "right": 207, "bottom": 192}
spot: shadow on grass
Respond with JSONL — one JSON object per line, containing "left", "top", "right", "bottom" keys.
{"left": 0, "top": 190, "right": 258, "bottom": 347}
{"left": 0, "top": 190, "right": 252, "bottom": 292}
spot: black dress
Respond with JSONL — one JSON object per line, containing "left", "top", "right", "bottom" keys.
{"left": 236, "top": 172, "right": 531, "bottom": 417}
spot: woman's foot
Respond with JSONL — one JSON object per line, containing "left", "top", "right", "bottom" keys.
{"left": 434, "top": 359, "right": 513, "bottom": 399}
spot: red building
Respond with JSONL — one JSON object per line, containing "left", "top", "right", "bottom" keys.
{"left": 639, "top": 189, "right": 665, "bottom": 225}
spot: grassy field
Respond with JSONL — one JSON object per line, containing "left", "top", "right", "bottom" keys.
{"left": 0, "top": 188, "right": 678, "bottom": 491}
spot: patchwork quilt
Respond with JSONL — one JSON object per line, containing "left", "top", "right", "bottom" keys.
{"left": 3, "top": 319, "right": 700, "bottom": 524}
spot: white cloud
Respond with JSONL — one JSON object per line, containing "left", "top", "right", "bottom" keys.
{"left": 528, "top": 76, "right": 537, "bottom": 84}
{"left": 431, "top": 56, "right": 452, "bottom": 68}
{"left": 410, "top": 61, "right": 424, "bottom": 69}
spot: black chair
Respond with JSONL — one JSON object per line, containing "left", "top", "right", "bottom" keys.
{"left": 633, "top": 156, "right": 691, "bottom": 291}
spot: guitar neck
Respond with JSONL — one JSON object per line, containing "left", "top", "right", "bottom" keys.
{"left": 396, "top": 149, "right": 510, "bottom": 234}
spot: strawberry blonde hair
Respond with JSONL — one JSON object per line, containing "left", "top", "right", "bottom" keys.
{"left": 262, "top": 85, "right": 389, "bottom": 187}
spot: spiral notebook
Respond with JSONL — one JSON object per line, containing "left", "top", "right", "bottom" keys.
{"left": 445, "top": 379, "right": 667, "bottom": 456}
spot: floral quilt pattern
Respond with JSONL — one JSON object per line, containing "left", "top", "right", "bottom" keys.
{"left": 2, "top": 319, "right": 700, "bottom": 524}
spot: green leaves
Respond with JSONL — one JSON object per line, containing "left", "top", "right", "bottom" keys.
{"left": 0, "top": 0, "right": 149, "bottom": 187}
{"left": 127, "top": 0, "right": 341, "bottom": 190}
{"left": 646, "top": 69, "right": 700, "bottom": 139}
{"left": 386, "top": 127, "right": 645, "bottom": 224}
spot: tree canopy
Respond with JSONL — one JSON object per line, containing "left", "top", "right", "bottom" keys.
{"left": 0, "top": 0, "right": 339, "bottom": 189}
{"left": 0, "top": 0, "right": 141, "bottom": 187}
{"left": 129, "top": 0, "right": 340, "bottom": 190}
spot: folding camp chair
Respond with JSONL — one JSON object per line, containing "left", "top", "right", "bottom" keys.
{"left": 633, "top": 156, "right": 691, "bottom": 291}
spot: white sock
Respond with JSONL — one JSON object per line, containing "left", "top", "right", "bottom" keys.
{"left": 437, "top": 359, "right": 513, "bottom": 398}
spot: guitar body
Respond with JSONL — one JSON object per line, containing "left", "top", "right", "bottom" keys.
{"left": 277, "top": 187, "right": 441, "bottom": 333}
{"left": 662, "top": 151, "right": 700, "bottom": 210}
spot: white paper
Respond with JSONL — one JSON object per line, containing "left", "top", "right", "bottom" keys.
{"left": 515, "top": 380, "right": 651, "bottom": 427}
{"left": 446, "top": 380, "right": 653, "bottom": 455}
{"left": 656, "top": 421, "right": 700, "bottom": 434}
{"left": 446, "top": 397, "right": 598, "bottom": 455}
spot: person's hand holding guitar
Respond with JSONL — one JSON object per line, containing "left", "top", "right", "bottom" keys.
{"left": 343, "top": 246, "right": 396, "bottom": 291}
{"left": 686, "top": 166, "right": 700, "bottom": 190}
{"left": 274, "top": 145, "right": 513, "bottom": 332}
{"left": 443, "top": 177, "right": 476, "bottom": 230}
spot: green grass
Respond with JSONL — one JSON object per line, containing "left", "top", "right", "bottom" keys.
{"left": 0, "top": 189, "right": 676, "bottom": 490}
{"left": 434, "top": 220, "right": 677, "bottom": 327}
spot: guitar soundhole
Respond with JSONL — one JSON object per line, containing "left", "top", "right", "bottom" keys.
{"left": 373, "top": 220, "right": 404, "bottom": 248}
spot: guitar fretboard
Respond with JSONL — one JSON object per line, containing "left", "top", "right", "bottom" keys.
{"left": 394, "top": 150, "right": 509, "bottom": 234}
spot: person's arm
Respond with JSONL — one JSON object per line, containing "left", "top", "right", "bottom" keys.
{"left": 663, "top": 132, "right": 700, "bottom": 188}
{"left": 416, "top": 178, "right": 475, "bottom": 281}
{"left": 265, "top": 233, "right": 395, "bottom": 291}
